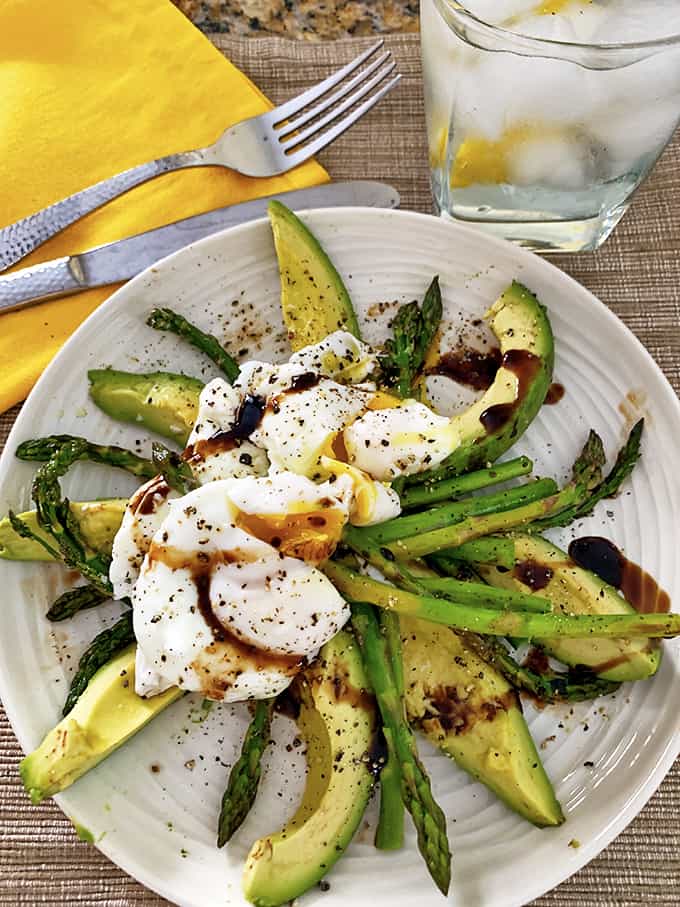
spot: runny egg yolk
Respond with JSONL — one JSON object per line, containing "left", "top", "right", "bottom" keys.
{"left": 317, "top": 431, "right": 400, "bottom": 527}
{"left": 313, "top": 390, "right": 402, "bottom": 526}
{"left": 235, "top": 506, "right": 348, "bottom": 565}
{"left": 366, "top": 390, "right": 403, "bottom": 410}
{"left": 319, "top": 456, "right": 379, "bottom": 526}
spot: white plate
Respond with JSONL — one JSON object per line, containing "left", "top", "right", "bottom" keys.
{"left": 0, "top": 209, "right": 678, "bottom": 907}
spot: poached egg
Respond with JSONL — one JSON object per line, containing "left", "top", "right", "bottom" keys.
{"left": 111, "top": 330, "right": 463, "bottom": 704}
{"left": 130, "top": 479, "right": 350, "bottom": 701}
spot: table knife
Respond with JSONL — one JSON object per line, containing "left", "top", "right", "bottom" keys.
{"left": 0, "top": 181, "right": 399, "bottom": 314}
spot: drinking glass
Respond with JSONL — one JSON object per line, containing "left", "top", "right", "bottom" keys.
{"left": 421, "top": 1, "right": 680, "bottom": 251}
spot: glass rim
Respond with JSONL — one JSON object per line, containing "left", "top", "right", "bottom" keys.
{"left": 442, "top": 1, "right": 680, "bottom": 54}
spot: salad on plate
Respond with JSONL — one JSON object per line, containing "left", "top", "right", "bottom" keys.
{"left": 1, "top": 202, "right": 678, "bottom": 906}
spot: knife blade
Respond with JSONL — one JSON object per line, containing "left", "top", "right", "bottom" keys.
{"left": 0, "top": 181, "right": 399, "bottom": 314}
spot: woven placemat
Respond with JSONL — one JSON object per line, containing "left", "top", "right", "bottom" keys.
{"left": 1, "top": 33, "right": 678, "bottom": 907}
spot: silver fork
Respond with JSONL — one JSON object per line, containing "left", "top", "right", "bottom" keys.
{"left": 0, "top": 41, "right": 400, "bottom": 272}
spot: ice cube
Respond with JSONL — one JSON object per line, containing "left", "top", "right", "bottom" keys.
{"left": 462, "top": 1, "right": 537, "bottom": 27}
{"left": 513, "top": 9, "right": 580, "bottom": 43}
{"left": 507, "top": 132, "right": 592, "bottom": 189}
{"left": 589, "top": 96, "right": 680, "bottom": 178}
{"left": 450, "top": 47, "right": 518, "bottom": 140}
{"left": 592, "top": 0, "right": 680, "bottom": 43}
{"left": 599, "top": 45, "right": 680, "bottom": 110}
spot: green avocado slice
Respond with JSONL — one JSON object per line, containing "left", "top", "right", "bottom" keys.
{"left": 477, "top": 533, "right": 661, "bottom": 682}
{"left": 401, "top": 615, "right": 564, "bottom": 828}
{"left": 0, "top": 499, "right": 127, "bottom": 561}
{"left": 88, "top": 369, "right": 203, "bottom": 446}
{"left": 268, "top": 201, "right": 360, "bottom": 351}
{"left": 419, "top": 282, "right": 554, "bottom": 483}
{"left": 20, "top": 645, "right": 182, "bottom": 803}
{"left": 242, "top": 630, "right": 379, "bottom": 907}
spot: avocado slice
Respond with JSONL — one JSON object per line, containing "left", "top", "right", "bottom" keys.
{"left": 0, "top": 499, "right": 127, "bottom": 561}
{"left": 429, "top": 282, "right": 554, "bottom": 480}
{"left": 401, "top": 616, "right": 564, "bottom": 828}
{"left": 242, "top": 630, "right": 379, "bottom": 907}
{"left": 88, "top": 369, "right": 203, "bottom": 446}
{"left": 477, "top": 533, "right": 661, "bottom": 682}
{"left": 268, "top": 201, "right": 360, "bottom": 351}
{"left": 20, "top": 644, "right": 182, "bottom": 803}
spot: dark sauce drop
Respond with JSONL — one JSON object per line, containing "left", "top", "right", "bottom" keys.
{"left": 183, "top": 374, "right": 320, "bottom": 464}
{"left": 545, "top": 382, "right": 565, "bottom": 405}
{"left": 366, "top": 728, "right": 389, "bottom": 778}
{"left": 514, "top": 559, "right": 554, "bottom": 591}
{"left": 193, "top": 569, "right": 223, "bottom": 640}
{"left": 568, "top": 536, "right": 671, "bottom": 614}
{"left": 430, "top": 346, "right": 502, "bottom": 391}
{"left": 479, "top": 402, "right": 515, "bottom": 434}
{"left": 183, "top": 394, "right": 266, "bottom": 462}
{"left": 132, "top": 476, "right": 171, "bottom": 516}
{"left": 288, "top": 371, "right": 320, "bottom": 393}
{"left": 275, "top": 685, "right": 302, "bottom": 720}
{"left": 479, "top": 349, "right": 542, "bottom": 434}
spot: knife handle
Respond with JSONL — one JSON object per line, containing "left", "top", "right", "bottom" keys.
{"left": 0, "top": 256, "right": 86, "bottom": 314}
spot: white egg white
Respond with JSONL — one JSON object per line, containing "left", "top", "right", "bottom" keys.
{"left": 109, "top": 475, "right": 177, "bottom": 601}
{"left": 227, "top": 471, "right": 353, "bottom": 518}
{"left": 253, "top": 382, "right": 372, "bottom": 476}
{"left": 288, "top": 330, "right": 377, "bottom": 383}
{"left": 186, "top": 378, "right": 268, "bottom": 485}
{"left": 343, "top": 400, "right": 461, "bottom": 480}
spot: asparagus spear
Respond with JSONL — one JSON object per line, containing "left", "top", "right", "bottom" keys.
{"left": 62, "top": 611, "right": 135, "bottom": 716}
{"left": 30, "top": 439, "right": 113, "bottom": 594}
{"left": 16, "top": 435, "right": 157, "bottom": 481}
{"left": 417, "top": 576, "right": 551, "bottom": 613}
{"left": 399, "top": 456, "right": 533, "bottom": 510}
{"left": 12, "top": 438, "right": 191, "bottom": 611}
{"left": 47, "top": 585, "right": 111, "bottom": 622}
{"left": 326, "top": 562, "right": 680, "bottom": 639}
{"left": 146, "top": 307, "right": 239, "bottom": 382}
{"left": 8, "top": 510, "right": 62, "bottom": 561}
{"left": 380, "top": 276, "right": 443, "bottom": 399}
{"left": 151, "top": 442, "right": 197, "bottom": 494}
{"left": 375, "top": 609, "right": 405, "bottom": 851}
{"left": 351, "top": 602, "right": 451, "bottom": 894}
{"left": 428, "top": 537, "right": 516, "bottom": 570}
{"left": 387, "top": 494, "right": 562, "bottom": 559}
{"left": 465, "top": 636, "right": 620, "bottom": 703}
{"left": 357, "top": 478, "right": 557, "bottom": 547}
{"left": 18, "top": 435, "right": 197, "bottom": 497}
{"left": 217, "top": 698, "right": 274, "bottom": 846}
{"left": 529, "top": 420, "right": 644, "bottom": 531}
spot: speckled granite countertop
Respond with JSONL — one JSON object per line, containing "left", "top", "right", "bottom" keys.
{"left": 173, "top": 1, "right": 418, "bottom": 39}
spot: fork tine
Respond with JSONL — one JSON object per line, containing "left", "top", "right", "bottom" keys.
{"left": 283, "top": 75, "right": 402, "bottom": 169}
{"left": 277, "top": 51, "right": 393, "bottom": 140}
{"left": 280, "top": 62, "right": 397, "bottom": 151}
{"left": 268, "top": 41, "right": 384, "bottom": 125}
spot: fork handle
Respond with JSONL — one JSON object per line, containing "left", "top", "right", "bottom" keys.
{"left": 0, "top": 149, "right": 207, "bottom": 272}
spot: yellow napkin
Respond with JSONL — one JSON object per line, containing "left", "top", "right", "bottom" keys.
{"left": 0, "top": 0, "right": 328, "bottom": 413}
